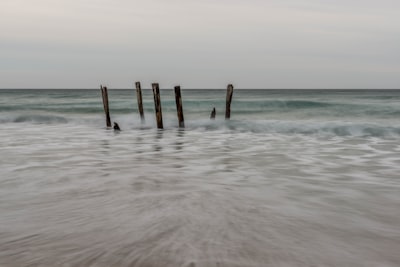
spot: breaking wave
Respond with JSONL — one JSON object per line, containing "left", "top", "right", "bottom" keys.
{"left": 9, "top": 114, "right": 68, "bottom": 124}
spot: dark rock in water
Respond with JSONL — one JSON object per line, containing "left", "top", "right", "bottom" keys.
{"left": 210, "top": 107, "right": 216, "bottom": 119}
{"left": 113, "top": 122, "right": 121, "bottom": 131}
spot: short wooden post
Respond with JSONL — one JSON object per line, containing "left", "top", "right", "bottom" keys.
{"left": 225, "top": 84, "right": 234, "bottom": 120}
{"left": 135, "top": 81, "right": 145, "bottom": 123}
{"left": 152, "top": 83, "right": 163, "bottom": 129}
{"left": 174, "top": 86, "right": 185, "bottom": 128}
{"left": 100, "top": 85, "right": 111, "bottom": 127}
{"left": 210, "top": 107, "right": 216, "bottom": 119}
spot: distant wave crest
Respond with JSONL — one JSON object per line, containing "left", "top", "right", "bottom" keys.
{"left": 189, "top": 120, "right": 400, "bottom": 138}
{"left": 13, "top": 114, "right": 68, "bottom": 124}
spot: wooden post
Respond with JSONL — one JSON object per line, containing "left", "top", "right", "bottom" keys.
{"left": 225, "top": 84, "right": 234, "bottom": 120}
{"left": 135, "top": 81, "right": 145, "bottom": 123}
{"left": 100, "top": 85, "right": 111, "bottom": 127}
{"left": 210, "top": 107, "right": 216, "bottom": 119}
{"left": 174, "top": 86, "right": 185, "bottom": 128}
{"left": 152, "top": 83, "right": 163, "bottom": 129}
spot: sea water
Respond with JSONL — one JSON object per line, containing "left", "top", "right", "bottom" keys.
{"left": 0, "top": 89, "right": 399, "bottom": 267}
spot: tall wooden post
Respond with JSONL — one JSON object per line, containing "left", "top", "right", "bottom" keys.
{"left": 174, "top": 86, "right": 185, "bottom": 128}
{"left": 135, "top": 81, "right": 145, "bottom": 123}
{"left": 100, "top": 85, "right": 111, "bottom": 127}
{"left": 152, "top": 83, "right": 163, "bottom": 129}
{"left": 225, "top": 84, "right": 234, "bottom": 120}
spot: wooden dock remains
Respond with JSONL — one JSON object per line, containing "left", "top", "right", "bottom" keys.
{"left": 99, "top": 82, "right": 235, "bottom": 129}
{"left": 225, "top": 84, "right": 234, "bottom": 120}
{"left": 100, "top": 85, "right": 111, "bottom": 127}
{"left": 152, "top": 83, "right": 163, "bottom": 129}
{"left": 135, "top": 82, "right": 145, "bottom": 123}
{"left": 174, "top": 86, "right": 185, "bottom": 128}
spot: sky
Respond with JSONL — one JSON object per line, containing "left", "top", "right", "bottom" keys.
{"left": 1, "top": 0, "right": 400, "bottom": 89}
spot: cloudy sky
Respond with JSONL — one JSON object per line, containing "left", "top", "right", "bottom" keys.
{"left": 1, "top": 0, "right": 399, "bottom": 89}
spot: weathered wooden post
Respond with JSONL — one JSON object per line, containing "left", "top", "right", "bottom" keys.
{"left": 210, "top": 107, "right": 216, "bottom": 119}
{"left": 174, "top": 86, "right": 185, "bottom": 128}
{"left": 100, "top": 85, "right": 111, "bottom": 127}
{"left": 152, "top": 83, "right": 163, "bottom": 129}
{"left": 225, "top": 84, "right": 234, "bottom": 120}
{"left": 135, "top": 81, "right": 145, "bottom": 123}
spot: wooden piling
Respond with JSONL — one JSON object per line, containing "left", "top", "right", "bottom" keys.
{"left": 135, "top": 81, "right": 145, "bottom": 123}
{"left": 210, "top": 107, "right": 216, "bottom": 119}
{"left": 152, "top": 83, "right": 163, "bottom": 129}
{"left": 225, "top": 84, "right": 234, "bottom": 120}
{"left": 174, "top": 86, "right": 185, "bottom": 128}
{"left": 100, "top": 85, "right": 111, "bottom": 127}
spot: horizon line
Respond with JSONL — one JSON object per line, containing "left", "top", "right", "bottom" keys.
{"left": 1, "top": 88, "right": 400, "bottom": 90}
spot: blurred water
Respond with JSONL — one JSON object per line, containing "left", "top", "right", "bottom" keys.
{"left": 0, "top": 89, "right": 400, "bottom": 266}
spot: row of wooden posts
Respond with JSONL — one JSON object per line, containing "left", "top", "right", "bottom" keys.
{"left": 100, "top": 83, "right": 234, "bottom": 129}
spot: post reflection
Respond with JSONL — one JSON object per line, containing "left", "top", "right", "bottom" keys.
{"left": 153, "top": 129, "right": 163, "bottom": 152}
{"left": 175, "top": 128, "right": 185, "bottom": 151}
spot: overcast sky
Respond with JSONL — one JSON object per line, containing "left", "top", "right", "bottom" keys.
{"left": 1, "top": 0, "right": 399, "bottom": 89}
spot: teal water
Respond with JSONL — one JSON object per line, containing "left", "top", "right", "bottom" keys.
{"left": 0, "top": 89, "right": 400, "bottom": 267}
{"left": 1, "top": 89, "right": 400, "bottom": 136}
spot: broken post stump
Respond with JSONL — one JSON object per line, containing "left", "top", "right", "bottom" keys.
{"left": 210, "top": 107, "right": 216, "bottom": 119}
{"left": 113, "top": 122, "right": 121, "bottom": 131}
{"left": 100, "top": 85, "right": 111, "bottom": 128}
{"left": 225, "top": 84, "right": 234, "bottom": 120}
{"left": 152, "top": 83, "right": 163, "bottom": 129}
{"left": 174, "top": 86, "right": 185, "bottom": 128}
{"left": 135, "top": 81, "right": 145, "bottom": 123}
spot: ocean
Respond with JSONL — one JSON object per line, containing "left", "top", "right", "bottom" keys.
{"left": 0, "top": 89, "right": 399, "bottom": 267}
